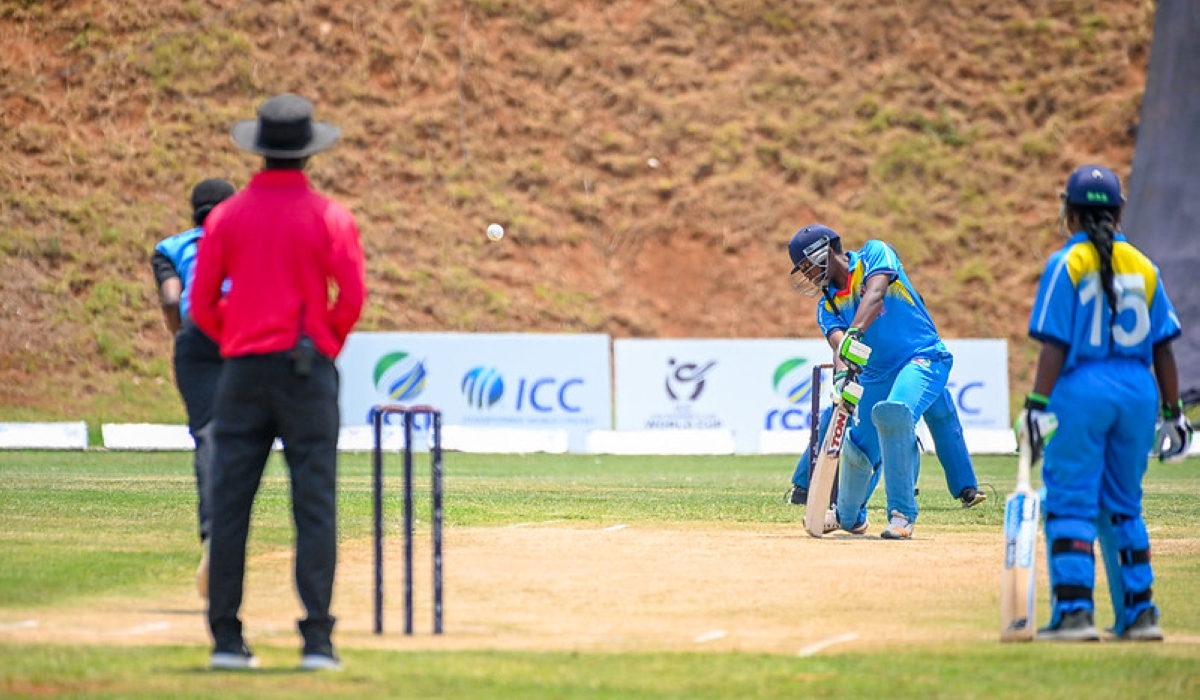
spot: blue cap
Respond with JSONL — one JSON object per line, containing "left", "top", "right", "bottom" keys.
{"left": 788, "top": 225, "right": 839, "bottom": 273}
{"left": 1063, "top": 165, "right": 1123, "bottom": 208}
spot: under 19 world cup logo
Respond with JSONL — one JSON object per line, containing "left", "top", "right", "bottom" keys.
{"left": 665, "top": 358, "right": 716, "bottom": 401}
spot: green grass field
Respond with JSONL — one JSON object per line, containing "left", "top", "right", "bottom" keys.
{"left": 2, "top": 449, "right": 1199, "bottom": 699}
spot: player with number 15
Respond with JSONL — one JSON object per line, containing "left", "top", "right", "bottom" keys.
{"left": 1018, "top": 164, "right": 1192, "bottom": 642}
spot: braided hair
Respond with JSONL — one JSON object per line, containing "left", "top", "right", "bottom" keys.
{"left": 1072, "top": 204, "right": 1121, "bottom": 320}
{"left": 1061, "top": 165, "right": 1125, "bottom": 324}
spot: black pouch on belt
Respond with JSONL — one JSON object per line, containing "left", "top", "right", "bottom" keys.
{"left": 291, "top": 335, "right": 316, "bottom": 376}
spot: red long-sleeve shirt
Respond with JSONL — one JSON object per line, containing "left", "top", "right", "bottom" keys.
{"left": 190, "top": 169, "right": 366, "bottom": 359}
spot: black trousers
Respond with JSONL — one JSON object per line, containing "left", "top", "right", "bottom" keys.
{"left": 206, "top": 351, "right": 341, "bottom": 654}
{"left": 173, "top": 319, "right": 222, "bottom": 542}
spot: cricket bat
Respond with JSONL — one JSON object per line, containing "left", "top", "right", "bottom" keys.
{"left": 1000, "top": 439, "right": 1040, "bottom": 641}
{"left": 803, "top": 380, "right": 863, "bottom": 538}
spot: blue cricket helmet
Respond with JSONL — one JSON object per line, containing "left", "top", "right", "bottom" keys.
{"left": 788, "top": 224, "right": 839, "bottom": 274}
{"left": 1062, "top": 165, "right": 1124, "bottom": 208}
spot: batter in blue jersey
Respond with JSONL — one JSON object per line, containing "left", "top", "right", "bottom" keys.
{"left": 787, "top": 224, "right": 982, "bottom": 539}
{"left": 1018, "top": 165, "right": 1192, "bottom": 642}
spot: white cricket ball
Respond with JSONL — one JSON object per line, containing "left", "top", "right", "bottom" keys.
{"left": 487, "top": 223, "right": 505, "bottom": 241}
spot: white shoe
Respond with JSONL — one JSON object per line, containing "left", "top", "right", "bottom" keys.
{"left": 825, "top": 509, "right": 869, "bottom": 534}
{"left": 196, "top": 540, "right": 210, "bottom": 599}
{"left": 300, "top": 653, "right": 342, "bottom": 671}
{"left": 210, "top": 645, "right": 259, "bottom": 670}
{"left": 847, "top": 516, "right": 869, "bottom": 535}
{"left": 880, "top": 510, "right": 913, "bottom": 540}
{"left": 822, "top": 507, "right": 839, "bottom": 534}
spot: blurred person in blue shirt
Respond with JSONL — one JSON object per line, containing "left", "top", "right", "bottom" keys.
{"left": 151, "top": 177, "right": 235, "bottom": 599}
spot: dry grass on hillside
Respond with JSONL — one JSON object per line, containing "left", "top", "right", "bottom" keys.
{"left": 0, "top": 0, "right": 1153, "bottom": 422}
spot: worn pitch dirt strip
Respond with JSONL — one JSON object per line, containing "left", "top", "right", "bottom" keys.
{"left": 1, "top": 525, "right": 998, "bottom": 653}
{"left": 4, "top": 526, "right": 1198, "bottom": 654}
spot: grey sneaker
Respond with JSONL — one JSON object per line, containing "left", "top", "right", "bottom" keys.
{"left": 880, "top": 510, "right": 913, "bottom": 540}
{"left": 958, "top": 486, "right": 987, "bottom": 509}
{"left": 1115, "top": 608, "right": 1163, "bottom": 642}
{"left": 210, "top": 644, "right": 259, "bottom": 670}
{"left": 786, "top": 484, "right": 808, "bottom": 505}
{"left": 1036, "top": 610, "right": 1100, "bottom": 642}
{"left": 300, "top": 653, "right": 342, "bottom": 671}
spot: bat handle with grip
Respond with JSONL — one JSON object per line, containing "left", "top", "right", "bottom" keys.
{"left": 1016, "top": 433, "right": 1032, "bottom": 489}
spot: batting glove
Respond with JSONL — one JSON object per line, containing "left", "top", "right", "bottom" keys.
{"left": 837, "top": 328, "right": 871, "bottom": 370}
{"left": 829, "top": 370, "right": 848, "bottom": 403}
{"left": 839, "top": 379, "right": 863, "bottom": 409}
{"left": 1015, "top": 392, "right": 1058, "bottom": 466}
{"left": 1156, "top": 400, "right": 1194, "bottom": 463}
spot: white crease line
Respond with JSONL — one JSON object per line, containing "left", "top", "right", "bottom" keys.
{"left": 0, "top": 620, "right": 38, "bottom": 631}
{"left": 797, "top": 632, "right": 859, "bottom": 657}
{"left": 122, "top": 621, "right": 170, "bottom": 636}
{"left": 603, "top": 524, "right": 628, "bottom": 532}
{"left": 508, "top": 519, "right": 565, "bottom": 529}
{"left": 694, "top": 630, "right": 726, "bottom": 643}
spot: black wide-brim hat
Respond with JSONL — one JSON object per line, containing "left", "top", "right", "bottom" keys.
{"left": 230, "top": 94, "right": 340, "bottom": 158}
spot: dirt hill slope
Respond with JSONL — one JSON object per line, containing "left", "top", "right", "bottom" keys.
{"left": 0, "top": 0, "right": 1153, "bottom": 423}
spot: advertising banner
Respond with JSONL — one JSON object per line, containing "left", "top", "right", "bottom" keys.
{"left": 337, "top": 332, "right": 612, "bottom": 452}
{"left": 614, "top": 339, "right": 832, "bottom": 454}
{"left": 614, "top": 338, "right": 1009, "bottom": 454}
{"left": 939, "top": 339, "right": 1011, "bottom": 430}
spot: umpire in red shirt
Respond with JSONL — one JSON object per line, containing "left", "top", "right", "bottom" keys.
{"left": 191, "top": 94, "right": 366, "bottom": 672}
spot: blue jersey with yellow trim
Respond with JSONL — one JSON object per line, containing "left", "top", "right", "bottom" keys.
{"left": 816, "top": 239, "right": 946, "bottom": 378}
{"left": 1029, "top": 232, "right": 1181, "bottom": 372}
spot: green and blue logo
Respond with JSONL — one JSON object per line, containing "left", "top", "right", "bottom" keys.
{"left": 373, "top": 352, "right": 427, "bottom": 401}
{"left": 764, "top": 358, "right": 822, "bottom": 431}
{"left": 772, "top": 358, "right": 815, "bottom": 404}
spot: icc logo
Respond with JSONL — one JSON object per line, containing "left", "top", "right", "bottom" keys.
{"left": 665, "top": 358, "right": 716, "bottom": 401}
{"left": 461, "top": 366, "right": 584, "bottom": 413}
{"left": 461, "top": 367, "right": 505, "bottom": 408}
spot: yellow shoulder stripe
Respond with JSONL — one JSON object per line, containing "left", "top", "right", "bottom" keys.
{"left": 1065, "top": 240, "right": 1158, "bottom": 298}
